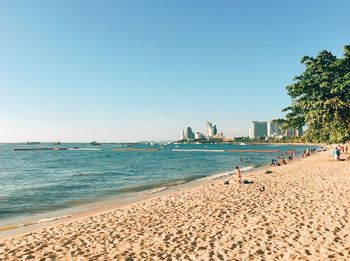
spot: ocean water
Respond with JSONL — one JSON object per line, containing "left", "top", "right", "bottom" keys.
{"left": 0, "top": 143, "right": 316, "bottom": 227}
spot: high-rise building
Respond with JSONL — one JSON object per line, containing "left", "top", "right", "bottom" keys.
{"left": 181, "top": 129, "right": 186, "bottom": 140}
{"left": 206, "top": 122, "right": 213, "bottom": 138}
{"left": 250, "top": 121, "right": 268, "bottom": 139}
{"left": 267, "top": 121, "right": 284, "bottom": 137}
{"left": 186, "top": 127, "right": 195, "bottom": 140}
{"left": 213, "top": 125, "right": 217, "bottom": 136}
{"left": 296, "top": 126, "right": 303, "bottom": 137}
{"left": 206, "top": 122, "right": 218, "bottom": 138}
{"left": 195, "top": 132, "right": 204, "bottom": 140}
{"left": 285, "top": 127, "right": 303, "bottom": 138}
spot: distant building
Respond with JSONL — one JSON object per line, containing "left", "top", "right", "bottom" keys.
{"left": 285, "top": 127, "right": 303, "bottom": 138}
{"left": 181, "top": 130, "right": 186, "bottom": 140}
{"left": 195, "top": 132, "right": 204, "bottom": 140}
{"left": 222, "top": 137, "right": 234, "bottom": 142}
{"left": 250, "top": 121, "right": 268, "bottom": 139}
{"left": 213, "top": 125, "right": 218, "bottom": 136}
{"left": 249, "top": 128, "right": 253, "bottom": 139}
{"left": 181, "top": 127, "right": 194, "bottom": 140}
{"left": 296, "top": 127, "right": 303, "bottom": 137}
{"left": 213, "top": 133, "right": 224, "bottom": 139}
{"left": 267, "top": 121, "right": 284, "bottom": 137}
{"left": 206, "top": 122, "right": 218, "bottom": 138}
{"left": 206, "top": 122, "right": 212, "bottom": 138}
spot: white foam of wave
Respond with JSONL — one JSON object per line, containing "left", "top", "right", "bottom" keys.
{"left": 0, "top": 215, "right": 74, "bottom": 231}
{"left": 171, "top": 149, "right": 225, "bottom": 152}
{"left": 32, "top": 215, "right": 73, "bottom": 224}
{"left": 22, "top": 215, "right": 73, "bottom": 227}
{"left": 240, "top": 166, "right": 255, "bottom": 172}
{"left": 203, "top": 171, "right": 232, "bottom": 180}
{"left": 202, "top": 166, "right": 255, "bottom": 181}
{"left": 145, "top": 187, "right": 168, "bottom": 195}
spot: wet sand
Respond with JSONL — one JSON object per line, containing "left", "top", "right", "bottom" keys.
{"left": 1, "top": 151, "right": 350, "bottom": 260}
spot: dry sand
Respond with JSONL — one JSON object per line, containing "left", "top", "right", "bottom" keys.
{"left": 1, "top": 151, "right": 350, "bottom": 260}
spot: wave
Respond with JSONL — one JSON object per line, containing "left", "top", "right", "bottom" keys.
{"left": 171, "top": 149, "right": 225, "bottom": 152}
{"left": 145, "top": 187, "right": 168, "bottom": 195}
{"left": 110, "top": 175, "right": 205, "bottom": 195}
{"left": 240, "top": 166, "right": 255, "bottom": 172}
{"left": 32, "top": 215, "right": 73, "bottom": 224}
{"left": 0, "top": 215, "right": 73, "bottom": 232}
{"left": 202, "top": 166, "right": 256, "bottom": 181}
{"left": 202, "top": 171, "right": 232, "bottom": 180}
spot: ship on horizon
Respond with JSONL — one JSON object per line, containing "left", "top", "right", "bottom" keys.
{"left": 27, "top": 141, "right": 41, "bottom": 145}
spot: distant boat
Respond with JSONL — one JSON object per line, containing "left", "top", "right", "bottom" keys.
{"left": 239, "top": 142, "right": 247, "bottom": 146}
{"left": 68, "top": 148, "right": 101, "bottom": 151}
{"left": 27, "top": 141, "right": 40, "bottom": 145}
{"left": 53, "top": 142, "right": 61, "bottom": 145}
{"left": 90, "top": 141, "right": 101, "bottom": 146}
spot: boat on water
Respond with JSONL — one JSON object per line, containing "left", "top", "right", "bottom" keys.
{"left": 90, "top": 141, "right": 101, "bottom": 146}
{"left": 239, "top": 142, "right": 247, "bottom": 146}
{"left": 27, "top": 141, "right": 40, "bottom": 145}
{"left": 68, "top": 148, "right": 101, "bottom": 151}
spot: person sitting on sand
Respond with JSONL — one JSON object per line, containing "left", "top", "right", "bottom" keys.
{"left": 271, "top": 159, "right": 275, "bottom": 166}
{"left": 279, "top": 158, "right": 287, "bottom": 165}
{"left": 275, "top": 160, "right": 280, "bottom": 166}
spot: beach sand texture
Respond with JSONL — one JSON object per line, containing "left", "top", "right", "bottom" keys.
{"left": 1, "top": 151, "right": 350, "bottom": 260}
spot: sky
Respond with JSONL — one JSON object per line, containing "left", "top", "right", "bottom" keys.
{"left": 1, "top": 1, "right": 350, "bottom": 142}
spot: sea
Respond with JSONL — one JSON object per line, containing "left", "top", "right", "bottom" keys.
{"left": 0, "top": 142, "right": 317, "bottom": 230}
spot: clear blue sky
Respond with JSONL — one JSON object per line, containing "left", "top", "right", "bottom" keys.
{"left": 1, "top": 1, "right": 349, "bottom": 142}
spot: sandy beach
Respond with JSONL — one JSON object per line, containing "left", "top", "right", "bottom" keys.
{"left": 1, "top": 150, "right": 350, "bottom": 260}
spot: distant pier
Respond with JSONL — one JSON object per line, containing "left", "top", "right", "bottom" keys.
{"left": 14, "top": 148, "right": 68, "bottom": 151}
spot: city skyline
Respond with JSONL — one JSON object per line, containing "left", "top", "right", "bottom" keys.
{"left": 181, "top": 121, "right": 223, "bottom": 141}
{"left": 249, "top": 120, "right": 303, "bottom": 140}
{"left": 1, "top": 1, "right": 350, "bottom": 142}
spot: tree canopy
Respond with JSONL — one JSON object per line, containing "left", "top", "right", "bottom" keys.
{"left": 280, "top": 45, "right": 350, "bottom": 144}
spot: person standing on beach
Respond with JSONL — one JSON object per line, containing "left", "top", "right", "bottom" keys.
{"left": 336, "top": 147, "right": 341, "bottom": 160}
{"left": 234, "top": 166, "right": 241, "bottom": 183}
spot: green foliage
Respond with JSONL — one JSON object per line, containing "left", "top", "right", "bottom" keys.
{"left": 282, "top": 45, "right": 350, "bottom": 144}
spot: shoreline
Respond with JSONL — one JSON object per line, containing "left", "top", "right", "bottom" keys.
{"left": 0, "top": 161, "right": 267, "bottom": 239}
{"left": 3, "top": 150, "right": 348, "bottom": 259}
{"left": 0, "top": 149, "right": 310, "bottom": 240}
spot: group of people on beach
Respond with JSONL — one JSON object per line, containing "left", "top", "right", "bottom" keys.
{"left": 302, "top": 148, "right": 317, "bottom": 158}
{"left": 226, "top": 147, "right": 321, "bottom": 186}
{"left": 270, "top": 149, "right": 296, "bottom": 166}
